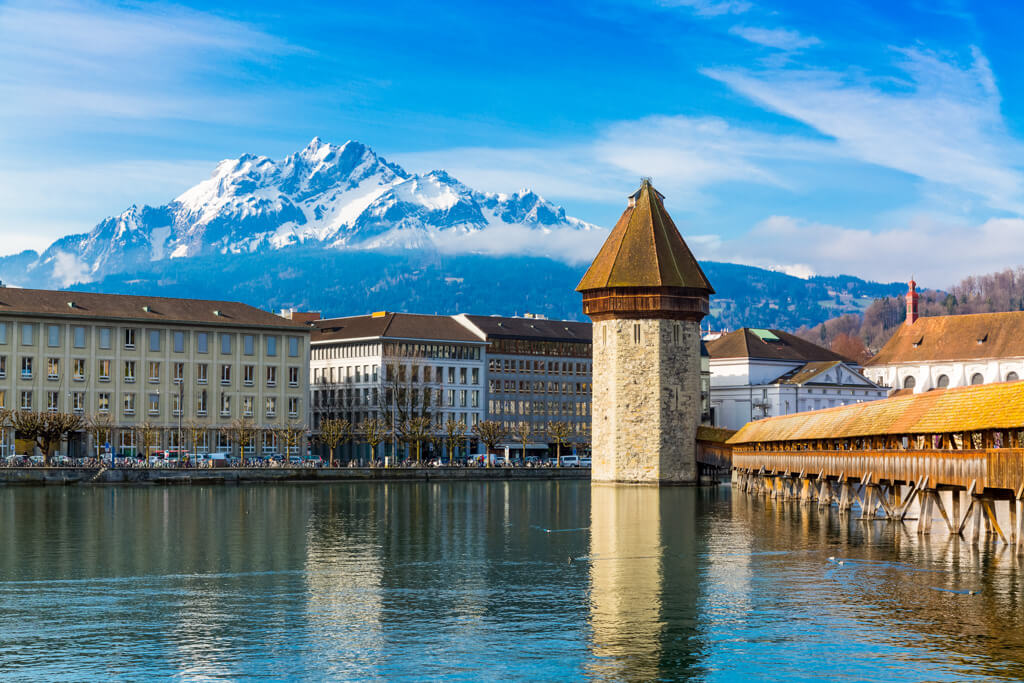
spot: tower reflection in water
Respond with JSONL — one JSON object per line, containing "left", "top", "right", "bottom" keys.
{"left": 587, "top": 484, "right": 703, "bottom": 681}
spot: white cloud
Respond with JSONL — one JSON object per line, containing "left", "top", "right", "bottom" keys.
{"left": 429, "top": 224, "right": 610, "bottom": 265}
{"left": 47, "top": 251, "right": 91, "bottom": 287}
{"left": 704, "top": 46, "right": 1024, "bottom": 212}
{"left": 656, "top": 0, "right": 752, "bottom": 17}
{"left": 693, "top": 213, "right": 1024, "bottom": 287}
{"left": 729, "top": 26, "right": 821, "bottom": 50}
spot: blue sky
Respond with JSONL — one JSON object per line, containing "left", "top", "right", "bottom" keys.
{"left": 2, "top": 0, "right": 1024, "bottom": 285}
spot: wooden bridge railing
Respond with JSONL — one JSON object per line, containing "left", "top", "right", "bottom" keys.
{"left": 733, "top": 448, "right": 1024, "bottom": 493}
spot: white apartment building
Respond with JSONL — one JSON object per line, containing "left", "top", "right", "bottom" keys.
{"left": 0, "top": 288, "right": 311, "bottom": 458}
{"left": 706, "top": 327, "right": 886, "bottom": 431}
{"left": 311, "top": 312, "right": 486, "bottom": 462}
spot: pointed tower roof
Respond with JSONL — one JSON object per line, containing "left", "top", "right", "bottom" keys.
{"left": 577, "top": 179, "right": 714, "bottom": 294}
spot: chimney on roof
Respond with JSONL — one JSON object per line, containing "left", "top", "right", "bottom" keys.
{"left": 906, "top": 279, "right": 919, "bottom": 326}
{"left": 279, "top": 309, "right": 321, "bottom": 323}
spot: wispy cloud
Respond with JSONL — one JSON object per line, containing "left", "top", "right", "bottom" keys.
{"left": 729, "top": 25, "right": 821, "bottom": 50}
{"left": 704, "top": 46, "right": 1024, "bottom": 212}
{"left": 655, "top": 0, "right": 752, "bottom": 17}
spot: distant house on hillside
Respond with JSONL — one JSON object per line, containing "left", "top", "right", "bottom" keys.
{"left": 865, "top": 280, "right": 1024, "bottom": 392}
{"left": 706, "top": 327, "right": 886, "bottom": 430}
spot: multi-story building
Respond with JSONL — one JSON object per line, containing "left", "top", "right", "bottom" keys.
{"left": 0, "top": 288, "right": 311, "bottom": 458}
{"left": 864, "top": 281, "right": 1024, "bottom": 392}
{"left": 454, "top": 313, "right": 592, "bottom": 455}
{"left": 310, "top": 312, "right": 487, "bottom": 461}
{"left": 706, "top": 327, "right": 886, "bottom": 430}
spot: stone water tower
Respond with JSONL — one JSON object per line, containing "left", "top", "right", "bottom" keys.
{"left": 577, "top": 180, "right": 714, "bottom": 484}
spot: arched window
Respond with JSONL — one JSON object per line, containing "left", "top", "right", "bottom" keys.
{"left": 970, "top": 373, "right": 984, "bottom": 386}
{"left": 1007, "top": 372, "right": 1019, "bottom": 382}
{"left": 936, "top": 375, "right": 950, "bottom": 388}
{"left": 903, "top": 376, "right": 916, "bottom": 389}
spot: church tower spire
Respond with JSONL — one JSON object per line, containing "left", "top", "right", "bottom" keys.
{"left": 577, "top": 180, "right": 713, "bottom": 484}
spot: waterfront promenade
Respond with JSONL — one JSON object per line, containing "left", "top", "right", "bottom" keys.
{"left": 0, "top": 465, "right": 591, "bottom": 485}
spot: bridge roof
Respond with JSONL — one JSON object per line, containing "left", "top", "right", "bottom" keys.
{"left": 727, "top": 380, "right": 1024, "bottom": 444}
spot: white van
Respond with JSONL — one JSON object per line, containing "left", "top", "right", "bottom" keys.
{"left": 559, "top": 455, "right": 580, "bottom": 467}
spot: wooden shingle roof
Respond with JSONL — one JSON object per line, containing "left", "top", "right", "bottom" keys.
{"left": 866, "top": 312, "right": 1024, "bottom": 366}
{"left": 313, "top": 313, "right": 483, "bottom": 344}
{"left": 576, "top": 180, "right": 713, "bottom": 293}
{"left": 727, "top": 380, "right": 1024, "bottom": 444}
{"left": 706, "top": 328, "right": 853, "bottom": 363}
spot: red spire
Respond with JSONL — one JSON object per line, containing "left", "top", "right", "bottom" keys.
{"left": 906, "top": 278, "right": 919, "bottom": 326}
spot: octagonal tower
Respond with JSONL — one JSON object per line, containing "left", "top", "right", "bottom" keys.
{"left": 577, "top": 180, "right": 714, "bottom": 484}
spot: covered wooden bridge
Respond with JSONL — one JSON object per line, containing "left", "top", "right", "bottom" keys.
{"left": 728, "top": 381, "right": 1024, "bottom": 547}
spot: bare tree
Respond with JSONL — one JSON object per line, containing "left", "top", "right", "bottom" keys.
{"left": 401, "top": 415, "right": 433, "bottom": 464}
{"left": 274, "top": 422, "right": 306, "bottom": 464}
{"left": 318, "top": 417, "right": 351, "bottom": 467}
{"left": 362, "top": 416, "right": 386, "bottom": 466}
{"left": 134, "top": 421, "right": 160, "bottom": 463}
{"left": 12, "top": 412, "right": 85, "bottom": 465}
{"left": 444, "top": 417, "right": 466, "bottom": 465}
{"left": 511, "top": 421, "right": 533, "bottom": 463}
{"left": 547, "top": 421, "right": 573, "bottom": 467}
{"left": 184, "top": 419, "right": 207, "bottom": 464}
{"left": 472, "top": 420, "right": 507, "bottom": 467}
{"left": 85, "top": 412, "right": 115, "bottom": 460}
{"left": 225, "top": 417, "right": 258, "bottom": 466}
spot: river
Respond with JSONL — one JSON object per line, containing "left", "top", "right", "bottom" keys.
{"left": 0, "top": 482, "right": 1021, "bottom": 681}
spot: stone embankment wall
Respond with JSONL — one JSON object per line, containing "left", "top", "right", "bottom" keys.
{"left": 0, "top": 467, "right": 591, "bottom": 486}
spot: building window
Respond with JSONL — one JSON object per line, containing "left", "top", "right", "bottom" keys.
{"left": 99, "top": 327, "right": 111, "bottom": 349}
{"left": 20, "top": 323, "right": 34, "bottom": 346}
{"left": 124, "top": 328, "right": 136, "bottom": 349}
{"left": 173, "top": 362, "right": 184, "bottom": 384}
{"left": 148, "top": 393, "right": 160, "bottom": 415}
{"left": 124, "top": 360, "right": 136, "bottom": 383}
{"left": 47, "top": 391, "right": 58, "bottom": 412}
{"left": 289, "top": 366, "right": 299, "bottom": 387}
{"left": 220, "top": 333, "right": 232, "bottom": 355}
{"left": 197, "top": 363, "right": 208, "bottom": 384}
{"left": 266, "top": 336, "right": 278, "bottom": 357}
{"left": 266, "top": 396, "right": 276, "bottom": 418}
{"left": 633, "top": 323, "right": 641, "bottom": 344}
{"left": 20, "top": 356, "right": 32, "bottom": 379}
{"left": 197, "top": 332, "right": 209, "bottom": 354}
{"left": 47, "top": 324, "right": 60, "bottom": 347}
{"left": 288, "top": 397, "right": 299, "bottom": 418}
{"left": 936, "top": 374, "right": 950, "bottom": 388}
{"left": 673, "top": 323, "right": 681, "bottom": 345}
{"left": 243, "top": 365, "right": 254, "bottom": 386}
{"left": 20, "top": 391, "right": 31, "bottom": 410}
{"left": 197, "top": 390, "right": 207, "bottom": 416}
{"left": 73, "top": 358, "right": 86, "bottom": 381}
{"left": 149, "top": 330, "right": 160, "bottom": 352}
{"left": 1008, "top": 372, "right": 1020, "bottom": 382}
{"left": 471, "top": 368, "right": 479, "bottom": 384}
{"left": 242, "top": 396, "right": 254, "bottom": 417}
{"left": 288, "top": 336, "right": 300, "bottom": 357}
{"left": 243, "top": 335, "right": 254, "bottom": 356}
{"left": 220, "top": 393, "right": 231, "bottom": 417}
{"left": 220, "top": 364, "right": 232, "bottom": 385}
{"left": 148, "top": 361, "right": 160, "bottom": 383}
{"left": 73, "top": 326, "right": 86, "bottom": 348}
{"left": 72, "top": 392, "right": 84, "bottom": 413}
{"left": 902, "top": 376, "right": 915, "bottom": 389}
{"left": 121, "top": 392, "right": 134, "bottom": 415}
{"left": 0, "top": 355, "right": 5, "bottom": 379}
{"left": 970, "top": 373, "right": 984, "bottom": 386}
{"left": 266, "top": 366, "right": 277, "bottom": 387}
{"left": 0, "top": 323, "right": 7, "bottom": 345}
{"left": 173, "top": 331, "right": 185, "bottom": 353}
{"left": 47, "top": 357, "right": 59, "bottom": 380}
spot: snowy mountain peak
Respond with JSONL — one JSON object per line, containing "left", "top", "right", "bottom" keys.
{"left": 5, "top": 138, "right": 603, "bottom": 289}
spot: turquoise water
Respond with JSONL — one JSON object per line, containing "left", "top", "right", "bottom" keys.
{"left": 0, "top": 482, "right": 1022, "bottom": 681}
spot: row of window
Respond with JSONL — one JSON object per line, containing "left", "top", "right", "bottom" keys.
{"left": 313, "top": 364, "right": 483, "bottom": 386}
{"left": 489, "top": 399, "right": 591, "bottom": 418}
{"left": 490, "top": 380, "right": 591, "bottom": 396}
{"left": 312, "top": 411, "right": 481, "bottom": 431}
{"left": 489, "top": 358, "right": 591, "bottom": 375}
{"left": 489, "top": 339, "right": 591, "bottom": 358}
{"left": 0, "top": 389, "right": 300, "bottom": 418}
{"left": 0, "top": 356, "right": 300, "bottom": 387}
{"left": 0, "top": 322, "right": 302, "bottom": 358}
{"left": 314, "top": 388, "right": 481, "bottom": 409}
{"left": 109, "top": 431, "right": 300, "bottom": 456}
{"left": 900, "top": 371, "right": 1019, "bottom": 390}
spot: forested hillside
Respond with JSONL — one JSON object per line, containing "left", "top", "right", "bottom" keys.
{"left": 795, "top": 267, "right": 1024, "bottom": 362}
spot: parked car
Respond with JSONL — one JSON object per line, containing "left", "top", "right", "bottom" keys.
{"left": 559, "top": 455, "right": 581, "bottom": 467}
{"left": 524, "top": 456, "right": 539, "bottom": 467}
{"left": 579, "top": 457, "right": 592, "bottom": 467}
{"left": 288, "top": 455, "right": 303, "bottom": 466}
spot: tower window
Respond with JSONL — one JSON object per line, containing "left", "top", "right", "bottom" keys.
{"left": 633, "top": 324, "right": 641, "bottom": 344}
{"left": 673, "top": 323, "right": 681, "bottom": 345}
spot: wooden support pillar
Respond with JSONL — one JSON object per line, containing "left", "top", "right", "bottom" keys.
{"left": 861, "top": 485, "right": 875, "bottom": 521}
{"left": 1016, "top": 485, "right": 1024, "bottom": 555}
{"left": 982, "top": 497, "right": 1008, "bottom": 545}
{"left": 839, "top": 480, "right": 852, "bottom": 511}
{"left": 972, "top": 496, "right": 983, "bottom": 545}
{"left": 951, "top": 490, "right": 961, "bottom": 535}
{"left": 800, "top": 477, "right": 812, "bottom": 503}
{"left": 917, "top": 491, "right": 933, "bottom": 535}
{"left": 931, "top": 490, "right": 955, "bottom": 534}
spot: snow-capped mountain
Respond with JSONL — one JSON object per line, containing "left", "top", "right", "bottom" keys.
{"left": 3, "top": 138, "right": 601, "bottom": 288}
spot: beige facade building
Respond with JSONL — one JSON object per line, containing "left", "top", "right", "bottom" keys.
{"left": 577, "top": 180, "right": 714, "bottom": 484}
{"left": 0, "top": 288, "right": 311, "bottom": 458}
